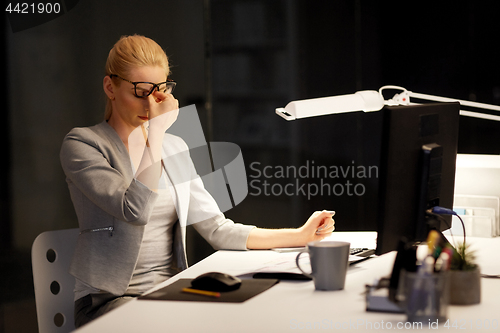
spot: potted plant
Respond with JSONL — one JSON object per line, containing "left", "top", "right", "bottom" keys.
{"left": 448, "top": 242, "right": 481, "bottom": 305}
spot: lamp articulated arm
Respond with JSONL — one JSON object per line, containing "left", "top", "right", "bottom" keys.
{"left": 380, "top": 85, "right": 500, "bottom": 122}
{"left": 276, "top": 85, "right": 500, "bottom": 122}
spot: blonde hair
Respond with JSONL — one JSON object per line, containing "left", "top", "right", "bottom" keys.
{"left": 104, "top": 35, "right": 171, "bottom": 120}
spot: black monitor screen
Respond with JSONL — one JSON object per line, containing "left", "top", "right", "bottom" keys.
{"left": 375, "top": 102, "right": 460, "bottom": 255}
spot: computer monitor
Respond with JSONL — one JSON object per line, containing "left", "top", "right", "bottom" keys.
{"left": 375, "top": 102, "right": 460, "bottom": 255}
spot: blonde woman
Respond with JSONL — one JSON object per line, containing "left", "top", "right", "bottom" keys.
{"left": 60, "top": 35, "right": 335, "bottom": 327}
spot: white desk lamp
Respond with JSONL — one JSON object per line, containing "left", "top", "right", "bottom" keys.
{"left": 276, "top": 85, "right": 500, "bottom": 122}
{"left": 275, "top": 90, "right": 385, "bottom": 121}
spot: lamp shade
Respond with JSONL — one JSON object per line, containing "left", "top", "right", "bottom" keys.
{"left": 276, "top": 90, "right": 385, "bottom": 121}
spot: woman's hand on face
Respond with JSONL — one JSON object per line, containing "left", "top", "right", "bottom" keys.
{"left": 297, "top": 210, "right": 335, "bottom": 244}
{"left": 147, "top": 90, "right": 179, "bottom": 133}
{"left": 150, "top": 90, "right": 179, "bottom": 116}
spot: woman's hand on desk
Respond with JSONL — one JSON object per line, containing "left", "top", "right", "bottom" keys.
{"left": 300, "top": 210, "right": 336, "bottom": 240}
{"left": 246, "top": 210, "right": 335, "bottom": 249}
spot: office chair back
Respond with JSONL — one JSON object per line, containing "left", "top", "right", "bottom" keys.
{"left": 32, "top": 228, "right": 79, "bottom": 333}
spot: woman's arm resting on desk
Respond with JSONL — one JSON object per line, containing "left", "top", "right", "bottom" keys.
{"left": 246, "top": 211, "right": 335, "bottom": 249}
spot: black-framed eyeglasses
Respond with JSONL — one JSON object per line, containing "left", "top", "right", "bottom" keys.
{"left": 110, "top": 74, "right": 176, "bottom": 98}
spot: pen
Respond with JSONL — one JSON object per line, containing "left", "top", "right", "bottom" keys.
{"left": 272, "top": 247, "right": 306, "bottom": 253}
{"left": 182, "top": 287, "right": 221, "bottom": 298}
{"left": 408, "top": 256, "right": 434, "bottom": 314}
{"left": 427, "top": 230, "right": 440, "bottom": 255}
{"left": 440, "top": 246, "right": 454, "bottom": 270}
{"left": 436, "top": 252, "right": 450, "bottom": 272}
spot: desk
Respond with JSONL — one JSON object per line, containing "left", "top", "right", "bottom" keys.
{"left": 75, "top": 234, "right": 500, "bottom": 332}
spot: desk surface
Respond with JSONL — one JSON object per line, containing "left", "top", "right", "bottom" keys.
{"left": 75, "top": 233, "right": 500, "bottom": 332}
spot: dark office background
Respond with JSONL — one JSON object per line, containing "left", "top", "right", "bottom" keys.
{"left": 1, "top": 1, "right": 499, "bottom": 331}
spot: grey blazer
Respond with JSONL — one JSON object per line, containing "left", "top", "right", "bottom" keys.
{"left": 60, "top": 121, "right": 254, "bottom": 295}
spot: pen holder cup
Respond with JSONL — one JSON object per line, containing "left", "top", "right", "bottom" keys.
{"left": 402, "top": 271, "right": 450, "bottom": 324}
